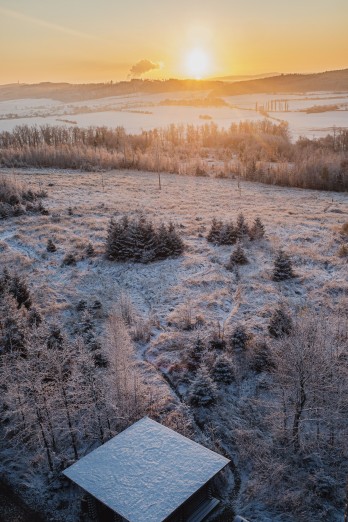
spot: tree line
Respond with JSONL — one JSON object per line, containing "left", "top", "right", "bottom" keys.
{"left": 0, "top": 122, "right": 347, "bottom": 191}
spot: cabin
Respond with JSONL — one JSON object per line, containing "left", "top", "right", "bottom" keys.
{"left": 63, "top": 417, "right": 230, "bottom": 522}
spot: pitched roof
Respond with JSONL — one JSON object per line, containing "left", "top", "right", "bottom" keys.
{"left": 63, "top": 417, "right": 230, "bottom": 522}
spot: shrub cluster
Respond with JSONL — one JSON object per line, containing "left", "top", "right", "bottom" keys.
{"left": 0, "top": 176, "right": 48, "bottom": 219}
{"left": 0, "top": 269, "right": 32, "bottom": 310}
{"left": 106, "top": 216, "right": 184, "bottom": 263}
{"left": 207, "top": 213, "right": 265, "bottom": 245}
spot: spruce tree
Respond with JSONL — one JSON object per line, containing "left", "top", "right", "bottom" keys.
{"left": 249, "top": 217, "right": 265, "bottom": 240}
{"left": 86, "top": 242, "right": 95, "bottom": 256}
{"left": 268, "top": 307, "right": 293, "bottom": 338}
{"left": 47, "top": 325, "right": 64, "bottom": 350}
{"left": 0, "top": 295, "right": 28, "bottom": 356}
{"left": 220, "top": 222, "right": 237, "bottom": 245}
{"left": 130, "top": 217, "right": 157, "bottom": 263}
{"left": 62, "top": 253, "right": 77, "bottom": 266}
{"left": 236, "top": 212, "right": 249, "bottom": 239}
{"left": 187, "top": 338, "right": 205, "bottom": 370}
{"left": 9, "top": 274, "right": 32, "bottom": 309}
{"left": 229, "top": 242, "right": 248, "bottom": 265}
{"left": 230, "top": 324, "right": 249, "bottom": 351}
{"left": 211, "top": 355, "right": 235, "bottom": 384}
{"left": 188, "top": 366, "right": 217, "bottom": 407}
{"left": 207, "top": 218, "right": 223, "bottom": 244}
{"left": 47, "top": 239, "right": 57, "bottom": 252}
{"left": 28, "top": 307, "right": 42, "bottom": 328}
{"left": 249, "top": 342, "right": 274, "bottom": 373}
{"left": 166, "top": 222, "right": 184, "bottom": 257}
{"left": 273, "top": 249, "right": 294, "bottom": 281}
{"left": 106, "top": 216, "right": 130, "bottom": 261}
{"left": 209, "top": 327, "right": 227, "bottom": 350}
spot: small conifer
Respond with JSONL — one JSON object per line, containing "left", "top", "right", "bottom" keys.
{"left": 229, "top": 242, "right": 248, "bottom": 265}
{"left": 230, "top": 324, "right": 249, "bottom": 351}
{"left": 268, "top": 307, "right": 293, "bottom": 338}
{"left": 207, "top": 218, "right": 223, "bottom": 244}
{"left": 187, "top": 337, "right": 205, "bottom": 370}
{"left": 211, "top": 355, "right": 235, "bottom": 384}
{"left": 188, "top": 366, "right": 217, "bottom": 407}
{"left": 86, "top": 242, "right": 95, "bottom": 256}
{"left": 249, "top": 217, "right": 265, "bottom": 240}
{"left": 47, "top": 239, "right": 57, "bottom": 252}
{"left": 236, "top": 212, "right": 249, "bottom": 239}
{"left": 273, "top": 249, "right": 294, "bottom": 281}
{"left": 220, "top": 222, "right": 237, "bottom": 245}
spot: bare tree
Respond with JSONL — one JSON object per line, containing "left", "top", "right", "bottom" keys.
{"left": 271, "top": 313, "right": 348, "bottom": 451}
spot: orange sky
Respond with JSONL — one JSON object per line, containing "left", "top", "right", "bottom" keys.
{"left": 0, "top": 0, "right": 347, "bottom": 83}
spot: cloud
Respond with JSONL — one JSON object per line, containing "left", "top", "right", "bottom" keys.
{"left": 129, "top": 59, "right": 160, "bottom": 77}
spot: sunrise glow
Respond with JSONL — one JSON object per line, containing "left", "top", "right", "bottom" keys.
{"left": 185, "top": 48, "right": 211, "bottom": 79}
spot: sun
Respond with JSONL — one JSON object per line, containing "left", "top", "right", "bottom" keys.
{"left": 185, "top": 48, "right": 210, "bottom": 79}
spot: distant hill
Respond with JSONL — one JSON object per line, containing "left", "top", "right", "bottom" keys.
{"left": 0, "top": 79, "right": 222, "bottom": 102}
{"left": 209, "top": 72, "right": 279, "bottom": 82}
{"left": 0, "top": 68, "right": 347, "bottom": 102}
{"left": 212, "top": 68, "right": 348, "bottom": 96}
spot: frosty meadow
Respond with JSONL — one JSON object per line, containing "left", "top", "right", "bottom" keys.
{"left": 1, "top": 0, "right": 348, "bottom": 520}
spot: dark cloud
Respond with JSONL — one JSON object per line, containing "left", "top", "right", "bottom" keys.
{"left": 129, "top": 59, "right": 160, "bottom": 77}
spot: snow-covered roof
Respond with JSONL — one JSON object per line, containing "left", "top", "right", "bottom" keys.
{"left": 63, "top": 417, "right": 230, "bottom": 522}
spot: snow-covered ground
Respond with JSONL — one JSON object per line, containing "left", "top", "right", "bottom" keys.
{"left": 0, "top": 169, "right": 347, "bottom": 521}
{"left": 0, "top": 91, "right": 347, "bottom": 139}
{"left": 0, "top": 169, "right": 346, "bottom": 332}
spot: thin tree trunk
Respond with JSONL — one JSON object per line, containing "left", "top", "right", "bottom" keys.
{"left": 35, "top": 406, "right": 53, "bottom": 471}
{"left": 292, "top": 381, "right": 306, "bottom": 451}
{"left": 61, "top": 385, "right": 78, "bottom": 460}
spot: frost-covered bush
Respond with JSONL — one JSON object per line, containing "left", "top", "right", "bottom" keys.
{"left": 106, "top": 216, "right": 184, "bottom": 263}
{"left": 0, "top": 175, "right": 47, "bottom": 219}
{"left": 0, "top": 269, "right": 32, "bottom": 310}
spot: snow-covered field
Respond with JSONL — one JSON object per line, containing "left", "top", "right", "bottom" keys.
{"left": 0, "top": 90, "right": 348, "bottom": 139}
{"left": 0, "top": 169, "right": 346, "bottom": 334}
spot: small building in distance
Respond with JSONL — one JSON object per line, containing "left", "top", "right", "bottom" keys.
{"left": 63, "top": 417, "right": 230, "bottom": 522}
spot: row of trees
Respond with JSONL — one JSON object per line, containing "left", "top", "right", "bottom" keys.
{"left": 0, "top": 121, "right": 289, "bottom": 150}
{"left": 207, "top": 213, "right": 265, "bottom": 245}
{"left": 0, "top": 123, "right": 346, "bottom": 191}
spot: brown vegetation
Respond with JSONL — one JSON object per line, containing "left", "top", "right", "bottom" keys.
{"left": 0, "top": 121, "right": 347, "bottom": 191}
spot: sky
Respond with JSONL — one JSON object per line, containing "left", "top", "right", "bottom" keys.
{"left": 0, "top": 0, "right": 347, "bottom": 84}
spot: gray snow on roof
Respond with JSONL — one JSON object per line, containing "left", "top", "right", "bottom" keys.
{"left": 63, "top": 417, "right": 230, "bottom": 522}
